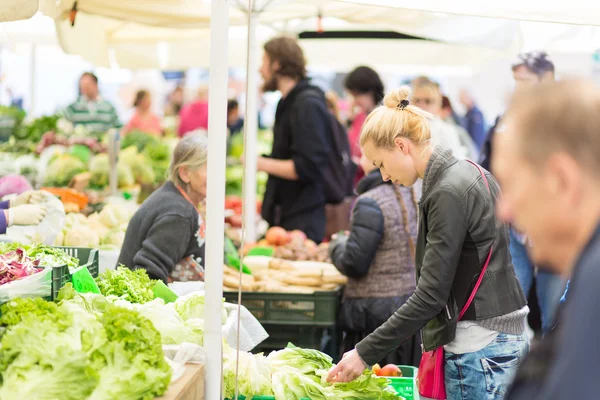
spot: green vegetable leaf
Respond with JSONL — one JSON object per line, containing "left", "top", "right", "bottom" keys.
{"left": 95, "top": 266, "right": 156, "bottom": 304}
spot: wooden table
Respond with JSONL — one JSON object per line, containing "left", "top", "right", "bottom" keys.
{"left": 158, "top": 363, "right": 205, "bottom": 400}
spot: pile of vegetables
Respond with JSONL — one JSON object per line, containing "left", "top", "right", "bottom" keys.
{"left": 37, "top": 131, "right": 106, "bottom": 155}
{"left": 0, "top": 297, "right": 172, "bottom": 399}
{"left": 13, "top": 114, "right": 59, "bottom": 142}
{"left": 226, "top": 164, "right": 268, "bottom": 198}
{"left": 0, "top": 248, "right": 41, "bottom": 285}
{"left": 223, "top": 256, "right": 346, "bottom": 294}
{"left": 54, "top": 204, "right": 132, "bottom": 249}
{"left": 0, "top": 244, "right": 79, "bottom": 284}
{"left": 43, "top": 154, "right": 87, "bottom": 187}
{"left": 0, "top": 106, "right": 26, "bottom": 141}
{"left": 223, "top": 344, "right": 399, "bottom": 400}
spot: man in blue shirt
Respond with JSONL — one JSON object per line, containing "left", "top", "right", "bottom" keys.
{"left": 493, "top": 79, "right": 600, "bottom": 400}
{"left": 459, "top": 89, "right": 486, "bottom": 149}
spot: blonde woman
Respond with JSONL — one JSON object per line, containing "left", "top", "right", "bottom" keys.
{"left": 328, "top": 86, "right": 528, "bottom": 400}
{"left": 329, "top": 152, "right": 421, "bottom": 367}
{"left": 118, "top": 134, "right": 207, "bottom": 283}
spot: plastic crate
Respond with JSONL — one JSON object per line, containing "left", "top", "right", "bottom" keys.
{"left": 51, "top": 247, "right": 99, "bottom": 300}
{"left": 226, "top": 396, "right": 310, "bottom": 400}
{"left": 388, "top": 366, "right": 418, "bottom": 400}
{"left": 223, "top": 289, "right": 341, "bottom": 327}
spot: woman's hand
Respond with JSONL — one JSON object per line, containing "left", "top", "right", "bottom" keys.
{"left": 326, "top": 349, "right": 367, "bottom": 383}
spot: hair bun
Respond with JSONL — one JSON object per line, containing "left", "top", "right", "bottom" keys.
{"left": 383, "top": 86, "right": 412, "bottom": 109}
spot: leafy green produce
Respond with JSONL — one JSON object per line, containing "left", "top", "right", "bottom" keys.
{"left": 268, "top": 344, "right": 399, "bottom": 400}
{"left": 0, "top": 296, "right": 171, "bottom": 400}
{"left": 88, "top": 307, "right": 172, "bottom": 400}
{"left": 0, "top": 138, "right": 37, "bottom": 154}
{"left": 223, "top": 344, "right": 273, "bottom": 398}
{"left": 95, "top": 266, "right": 157, "bottom": 304}
{"left": 112, "top": 297, "right": 204, "bottom": 346}
{"left": 268, "top": 344, "right": 333, "bottom": 377}
{"left": 26, "top": 244, "right": 79, "bottom": 270}
{"left": 144, "top": 142, "right": 170, "bottom": 163}
{"left": 0, "top": 298, "right": 105, "bottom": 399}
{"left": 120, "top": 131, "right": 159, "bottom": 152}
{"left": 68, "top": 144, "right": 92, "bottom": 164}
{"left": 43, "top": 154, "right": 86, "bottom": 187}
{"left": 14, "top": 114, "right": 59, "bottom": 142}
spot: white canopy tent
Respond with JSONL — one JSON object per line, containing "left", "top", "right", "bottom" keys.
{"left": 0, "top": 0, "right": 38, "bottom": 23}
{"left": 340, "top": 0, "right": 600, "bottom": 26}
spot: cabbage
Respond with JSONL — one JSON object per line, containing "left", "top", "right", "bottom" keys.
{"left": 223, "top": 344, "right": 273, "bottom": 398}
{"left": 272, "top": 366, "right": 331, "bottom": 400}
{"left": 117, "top": 163, "right": 135, "bottom": 188}
{"left": 64, "top": 225, "right": 100, "bottom": 247}
{"left": 0, "top": 174, "right": 32, "bottom": 197}
{"left": 43, "top": 154, "right": 86, "bottom": 187}
{"left": 99, "top": 204, "right": 130, "bottom": 229}
{"left": 268, "top": 344, "right": 333, "bottom": 377}
{"left": 174, "top": 292, "right": 227, "bottom": 324}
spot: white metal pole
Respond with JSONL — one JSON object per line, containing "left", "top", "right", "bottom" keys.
{"left": 204, "top": 0, "right": 229, "bottom": 399}
{"left": 29, "top": 43, "right": 36, "bottom": 116}
{"left": 242, "top": 13, "right": 259, "bottom": 243}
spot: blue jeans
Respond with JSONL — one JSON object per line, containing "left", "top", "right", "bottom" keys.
{"left": 509, "top": 228, "right": 564, "bottom": 334}
{"left": 444, "top": 333, "right": 529, "bottom": 400}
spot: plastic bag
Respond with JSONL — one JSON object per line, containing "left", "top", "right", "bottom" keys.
{"left": 0, "top": 267, "right": 52, "bottom": 304}
{"left": 222, "top": 302, "right": 269, "bottom": 352}
{"left": 163, "top": 343, "right": 206, "bottom": 383}
{"left": 0, "top": 191, "right": 65, "bottom": 245}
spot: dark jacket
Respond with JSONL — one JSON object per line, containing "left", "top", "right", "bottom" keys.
{"left": 329, "top": 170, "right": 422, "bottom": 366}
{"left": 329, "top": 169, "right": 418, "bottom": 298}
{"left": 261, "top": 80, "right": 330, "bottom": 243}
{"left": 463, "top": 105, "right": 486, "bottom": 149}
{"left": 118, "top": 181, "right": 205, "bottom": 283}
{"left": 507, "top": 225, "right": 600, "bottom": 400}
{"left": 356, "top": 147, "right": 526, "bottom": 365}
{"left": 479, "top": 115, "right": 502, "bottom": 172}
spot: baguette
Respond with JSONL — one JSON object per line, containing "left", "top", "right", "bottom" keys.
{"left": 322, "top": 274, "right": 348, "bottom": 285}
{"left": 223, "top": 275, "right": 254, "bottom": 291}
{"left": 269, "top": 258, "right": 295, "bottom": 271}
{"left": 281, "top": 275, "right": 322, "bottom": 287}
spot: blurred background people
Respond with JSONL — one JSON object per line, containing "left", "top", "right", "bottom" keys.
{"left": 122, "top": 90, "right": 162, "bottom": 136}
{"left": 63, "top": 72, "right": 121, "bottom": 133}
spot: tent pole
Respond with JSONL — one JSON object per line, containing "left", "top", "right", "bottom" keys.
{"left": 242, "top": 13, "right": 259, "bottom": 243}
{"left": 204, "top": 0, "right": 229, "bottom": 399}
{"left": 29, "top": 43, "right": 36, "bottom": 116}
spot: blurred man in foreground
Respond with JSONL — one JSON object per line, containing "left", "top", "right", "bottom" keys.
{"left": 494, "top": 79, "right": 600, "bottom": 399}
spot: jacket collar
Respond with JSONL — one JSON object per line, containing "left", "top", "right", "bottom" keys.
{"left": 356, "top": 169, "right": 389, "bottom": 194}
{"left": 422, "top": 146, "right": 457, "bottom": 197}
{"left": 275, "top": 79, "right": 312, "bottom": 118}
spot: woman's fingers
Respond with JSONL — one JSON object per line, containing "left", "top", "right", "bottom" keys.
{"left": 327, "top": 363, "right": 344, "bottom": 383}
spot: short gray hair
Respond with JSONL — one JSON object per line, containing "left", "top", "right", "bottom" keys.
{"left": 169, "top": 134, "right": 209, "bottom": 187}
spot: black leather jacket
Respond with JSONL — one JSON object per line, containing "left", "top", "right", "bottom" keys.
{"left": 356, "top": 147, "right": 526, "bottom": 365}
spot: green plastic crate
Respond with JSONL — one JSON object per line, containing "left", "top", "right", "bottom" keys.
{"left": 51, "top": 247, "right": 99, "bottom": 300}
{"left": 223, "top": 289, "right": 341, "bottom": 327}
{"left": 388, "top": 366, "right": 418, "bottom": 400}
{"left": 226, "top": 396, "right": 310, "bottom": 400}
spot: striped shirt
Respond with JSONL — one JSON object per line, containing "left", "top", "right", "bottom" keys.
{"left": 63, "top": 96, "right": 121, "bottom": 133}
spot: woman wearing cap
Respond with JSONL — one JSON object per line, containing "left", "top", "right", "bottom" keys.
{"left": 118, "top": 135, "right": 207, "bottom": 283}
{"left": 327, "top": 86, "right": 529, "bottom": 400}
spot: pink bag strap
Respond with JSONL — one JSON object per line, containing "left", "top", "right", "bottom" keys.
{"left": 459, "top": 160, "right": 494, "bottom": 320}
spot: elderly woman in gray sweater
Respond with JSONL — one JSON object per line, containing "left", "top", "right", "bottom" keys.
{"left": 118, "top": 134, "right": 207, "bottom": 283}
{"left": 329, "top": 153, "right": 421, "bottom": 367}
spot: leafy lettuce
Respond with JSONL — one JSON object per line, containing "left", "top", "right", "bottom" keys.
{"left": 95, "top": 266, "right": 156, "bottom": 304}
